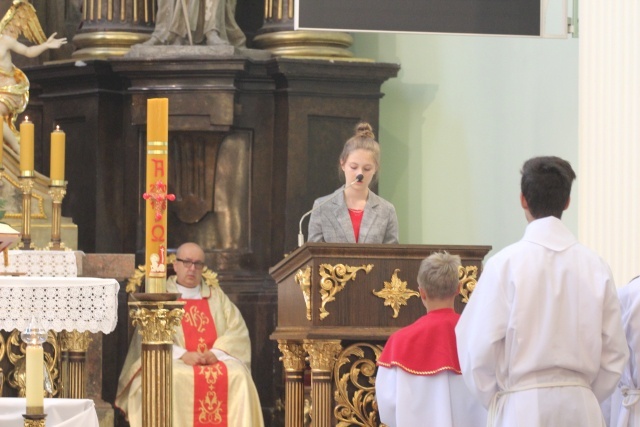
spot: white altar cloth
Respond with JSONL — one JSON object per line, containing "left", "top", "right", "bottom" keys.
{"left": 0, "top": 398, "right": 99, "bottom": 427}
{"left": 0, "top": 277, "right": 119, "bottom": 333}
{"left": 0, "top": 250, "right": 78, "bottom": 277}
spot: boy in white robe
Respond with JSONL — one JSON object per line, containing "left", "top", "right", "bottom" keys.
{"left": 456, "top": 156, "right": 628, "bottom": 427}
{"left": 376, "top": 252, "right": 487, "bottom": 427}
{"left": 606, "top": 276, "right": 640, "bottom": 427}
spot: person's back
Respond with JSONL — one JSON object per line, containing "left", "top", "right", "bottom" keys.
{"left": 376, "top": 252, "right": 486, "bottom": 427}
{"left": 456, "top": 156, "right": 628, "bottom": 427}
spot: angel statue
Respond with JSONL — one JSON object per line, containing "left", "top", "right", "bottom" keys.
{"left": 0, "top": 0, "right": 66, "bottom": 153}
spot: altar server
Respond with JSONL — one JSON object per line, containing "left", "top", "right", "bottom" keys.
{"left": 456, "top": 156, "right": 628, "bottom": 427}
{"left": 606, "top": 276, "right": 640, "bottom": 427}
{"left": 376, "top": 251, "right": 487, "bottom": 427}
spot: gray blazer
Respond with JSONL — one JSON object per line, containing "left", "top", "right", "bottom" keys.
{"left": 307, "top": 187, "right": 399, "bottom": 244}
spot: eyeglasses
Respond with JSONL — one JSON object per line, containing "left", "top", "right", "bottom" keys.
{"left": 176, "top": 258, "right": 206, "bottom": 270}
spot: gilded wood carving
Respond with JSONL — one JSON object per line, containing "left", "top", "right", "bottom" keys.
{"left": 372, "top": 269, "right": 420, "bottom": 318}
{"left": 319, "top": 263, "right": 373, "bottom": 320}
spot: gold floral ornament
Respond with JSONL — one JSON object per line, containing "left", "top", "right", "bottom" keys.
{"left": 319, "top": 263, "right": 373, "bottom": 320}
{"left": 333, "top": 343, "right": 384, "bottom": 426}
{"left": 295, "top": 267, "right": 312, "bottom": 320}
{"left": 372, "top": 269, "right": 420, "bottom": 318}
{"left": 459, "top": 265, "right": 479, "bottom": 303}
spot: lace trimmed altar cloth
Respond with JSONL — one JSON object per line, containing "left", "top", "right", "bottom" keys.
{"left": 0, "top": 277, "right": 119, "bottom": 333}
{"left": 0, "top": 250, "right": 78, "bottom": 277}
{"left": 0, "top": 398, "right": 99, "bottom": 426}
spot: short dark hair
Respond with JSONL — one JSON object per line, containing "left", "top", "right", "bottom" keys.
{"left": 521, "top": 156, "right": 576, "bottom": 219}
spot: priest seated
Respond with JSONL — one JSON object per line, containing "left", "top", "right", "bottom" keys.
{"left": 115, "top": 242, "right": 264, "bottom": 427}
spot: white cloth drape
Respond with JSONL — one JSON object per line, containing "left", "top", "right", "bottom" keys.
{"left": 0, "top": 398, "right": 99, "bottom": 427}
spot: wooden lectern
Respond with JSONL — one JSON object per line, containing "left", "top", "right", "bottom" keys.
{"left": 270, "top": 242, "right": 491, "bottom": 427}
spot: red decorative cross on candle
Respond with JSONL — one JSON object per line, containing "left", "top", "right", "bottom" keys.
{"left": 143, "top": 180, "right": 175, "bottom": 221}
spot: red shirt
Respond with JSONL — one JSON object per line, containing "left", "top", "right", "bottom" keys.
{"left": 348, "top": 208, "right": 364, "bottom": 242}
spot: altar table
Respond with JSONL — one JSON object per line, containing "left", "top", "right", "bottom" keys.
{"left": 0, "top": 398, "right": 99, "bottom": 426}
{"left": 0, "top": 276, "right": 119, "bottom": 398}
{"left": 0, "top": 277, "right": 119, "bottom": 333}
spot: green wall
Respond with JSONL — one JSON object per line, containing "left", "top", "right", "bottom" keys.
{"left": 352, "top": 33, "right": 579, "bottom": 256}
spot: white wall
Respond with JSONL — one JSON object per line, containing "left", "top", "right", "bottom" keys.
{"left": 352, "top": 33, "right": 579, "bottom": 258}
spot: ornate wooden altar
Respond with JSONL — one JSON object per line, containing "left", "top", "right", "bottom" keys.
{"left": 270, "top": 242, "right": 491, "bottom": 427}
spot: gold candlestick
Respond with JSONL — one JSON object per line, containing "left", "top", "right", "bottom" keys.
{"left": 47, "top": 180, "right": 67, "bottom": 250}
{"left": 22, "top": 413, "right": 46, "bottom": 427}
{"left": 19, "top": 172, "right": 35, "bottom": 250}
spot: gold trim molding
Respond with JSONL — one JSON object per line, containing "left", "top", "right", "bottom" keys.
{"left": 295, "top": 267, "right": 312, "bottom": 320}
{"left": 319, "top": 263, "right": 373, "bottom": 320}
{"left": 372, "top": 268, "right": 420, "bottom": 318}
{"left": 253, "top": 30, "right": 354, "bottom": 58}
{"left": 72, "top": 31, "right": 151, "bottom": 59}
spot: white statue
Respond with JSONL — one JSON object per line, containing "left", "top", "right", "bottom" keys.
{"left": 0, "top": 0, "right": 66, "bottom": 154}
{"left": 144, "top": 0, "right": 246, "bottom": 47}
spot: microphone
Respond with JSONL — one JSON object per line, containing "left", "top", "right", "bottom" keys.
{"left": 298, "top": 174, "right": 364, "bottom": 247}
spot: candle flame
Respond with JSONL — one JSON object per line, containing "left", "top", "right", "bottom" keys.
{"left": 24, "top": 116, "right": 29, "bottom": 122}
{"left": 56, "top": 125, "right": 60, "bottom": 131}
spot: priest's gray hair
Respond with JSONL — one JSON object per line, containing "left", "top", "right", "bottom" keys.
{"left": 417, "top": 251, "right": 461, "bottom": 299}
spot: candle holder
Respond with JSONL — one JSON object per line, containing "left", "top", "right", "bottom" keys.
{"left": 21, "top": 316, "right": 47, "bottom": 426}
{"left": 19, "top": 172, "right": 35, "bottom": 250}
{"left": 47, "top": 180, "right": 67, "bottom": 251}
{"left": 22, "top": 414, "right": 46, "bottom": 427}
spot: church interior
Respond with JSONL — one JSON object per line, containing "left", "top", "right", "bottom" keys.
{"left": 0, "top": 0, "right": 636, "bottom": 426}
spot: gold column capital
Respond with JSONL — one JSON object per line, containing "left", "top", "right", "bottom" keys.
{"left": 303, "top": 339, "right": 342, "bottom": 372}
{"left": 18, "top": 175, "right": 35, "bottom": 194}
{"left": 129, "top": 301, "right": 185, "bottom": 344}
{"left": 278, "top": 340, "right": 306, "bottom": 372}
{"left": 47, "top": 185, "right": 67, "bottom": 202}
{"left": 59, "top": 330, "right": 92, "bottom": 352}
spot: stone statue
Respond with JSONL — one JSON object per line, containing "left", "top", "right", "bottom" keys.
{"left": 0, "top": 0, "right": 66, "bottom": 153}
{"left": 144, "top": 0, "right": 246, "bottom": 47}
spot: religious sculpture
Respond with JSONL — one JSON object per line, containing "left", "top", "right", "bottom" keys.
{"left": 0, "top": 0, "right": 66, "bottom": 153}
{"left": 143, "top": 0, "right": 246, "bottom": 47}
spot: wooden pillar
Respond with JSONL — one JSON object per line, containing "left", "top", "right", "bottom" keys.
{"left": 278, "top": 340, "right": 306, "bottom": 427}
{"left": 303, "top": 339, "right": 341, "bottom": 427}
{"left": 59, "top": 330, "right": 92, "bottom": 398}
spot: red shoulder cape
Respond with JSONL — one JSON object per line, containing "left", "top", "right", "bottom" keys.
{"left": 377, "top": 308, "right": 461, "bottom": 376}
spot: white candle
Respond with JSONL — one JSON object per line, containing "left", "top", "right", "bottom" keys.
{"left": 25, "top": 344, "right": 44, "bottom": 413}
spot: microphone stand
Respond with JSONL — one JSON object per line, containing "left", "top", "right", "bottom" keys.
{"left": 297, "top": 174, "right": 364, "bottom": 247}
